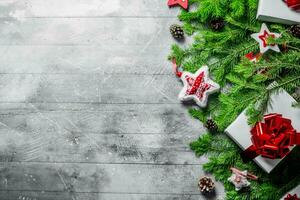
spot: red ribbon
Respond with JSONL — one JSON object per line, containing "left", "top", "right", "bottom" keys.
{"left": 172, "top": 59, "right": 183, "bottom": 78}
{"left": 284, "top": 194, "right": 300, "bottom": 200}
{"left": 242, "top": 113, "right": 300, "bottom": 160}
{"left": 284, "top": 0, "right": 300, "bottom": 11}
{"left": 230, "top": 167, "right": 258, "bottom": 180}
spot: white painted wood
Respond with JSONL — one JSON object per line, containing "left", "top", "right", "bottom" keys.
{"left": 0, "top": 74, "right": 182, "bottom": 103}
{"left": 0, "top": 45, "right": 173, "bottom": 74}
{"left": 0, "top": 18, "right": 176, "bottom": 45}
{"left": 0, "top": 18, "right": 190, "bottom": 74}
{"left": 0, "top": 0, "right": 178, "bottom": 18}
{"left": 0, "top": 162, "right": 225, "bottom": 196}
{"left": 0, "top": 104, "right": 202, "bottom": 135}
{"left": 0, "top": 0, "right": 226, "bottom": 198}
{"left": 0, "top": 192, "right": 206, "bottom": 200}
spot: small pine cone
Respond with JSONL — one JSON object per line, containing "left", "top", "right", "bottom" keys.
{"left": 210, "top": 19, "right": 225, "bottom": 31}
{"left": 205, "top": 119, "right": 218, "bottom": 132}
{"left": 198, "top": 176, "right": 215, "bottom": 193}
{"left": 292, "top": 92, "right": 300, "bottom": 102}
{"left": 170, "top": 24, "right": 184, "bottom": 40}
{"left": 289, "top": 24, "right": 300, "bottom": 38}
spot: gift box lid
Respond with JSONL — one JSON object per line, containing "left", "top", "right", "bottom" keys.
{"left": 225, "top": 89, "right": 300, "bottom": 173}
{"left": 257, "top": 0, "right": 300, "bottom": 24}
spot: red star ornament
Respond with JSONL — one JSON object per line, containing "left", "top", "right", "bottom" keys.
{"left": 168, "top": 0, "right": 189, "bottom": 10}
{"left": 178, "top": 65, "right": 220, "bottom": 107}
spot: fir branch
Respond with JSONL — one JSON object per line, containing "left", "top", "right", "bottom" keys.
{"left": 246, "top": 76, "right": 300, "bottom": 125}
{"left": 170, "top": 0, "right": 300, "bottom": 198}
{"left": 286, "top": 45, "right": 300, "bottom": 52}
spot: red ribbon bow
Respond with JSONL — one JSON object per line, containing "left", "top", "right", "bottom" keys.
{"left": 242, "top": 113, "right": 300, "bottom": 161}
{"left": 284, "top": 194, "right": 300, "bottom": 200}
{"left": 284, "top": 0, "right": 300, "bottom": 11}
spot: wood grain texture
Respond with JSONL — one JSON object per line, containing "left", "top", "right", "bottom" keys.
{"left": 0, "top": 74, "right": 182, "bottom": 103}
{"left": 0, "top": 104, "right": 202, "bottom": 133}
{"left": 0, "top": 191, "right": 206, "bottom": 200}
{"left": 0, "top": 163, "right": 225, "bottom": 195}
{"left": 0, "top": 45, "right": 173, "bottom": 74}
{"left": 0, "top": 18, "right": 193, "bottom": 74}
{"left": 0, "top": 18, "right": 175, "bottom": 45}
{"left": 0, "top": 0, "right": 179, "bottom": 17}
{"left": 0, "top": 104, "right": 204, "bottom": 164}
{"left": 0, "top": 0, "right": 226, "bottom": 199}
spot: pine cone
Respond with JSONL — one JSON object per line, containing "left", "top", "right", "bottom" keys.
{"left": 210, "top": 19, "right": 225, "bottom": 31}
{"left": 198, "top": 176, "right": 215, "bottom": 193}
{"left": 170, "top": 24, "right": 184, "bottom": 40}
{"left": 205, "top": 119, "right": 218, "bottom": 132}
{"left": 289, "top": 24, "right": 300, "bottom": 38}
{"left": 292, "top": 92, "right": 300, "bottom": 102}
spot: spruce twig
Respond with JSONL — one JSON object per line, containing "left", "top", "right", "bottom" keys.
{"left": 170, "top": 0, "right": 300, "bottom": 199}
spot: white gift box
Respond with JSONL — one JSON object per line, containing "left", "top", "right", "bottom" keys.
{"left": 225, "top": 89, "right": 300, "bottom": 173}
{"left": 257, "top": 0, "right": 300, "bottom": 24}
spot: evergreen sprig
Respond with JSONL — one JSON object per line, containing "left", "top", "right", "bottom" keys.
{"left": 169, "top": 0, "right": 300, "bottom": 199}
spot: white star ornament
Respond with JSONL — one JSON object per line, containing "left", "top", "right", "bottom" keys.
{"left": 251, "top": 23, "right": 281, "bottom": 54}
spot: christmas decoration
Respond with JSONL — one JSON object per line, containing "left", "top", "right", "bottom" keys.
{"left": 228, "top": 167, "right": 258, "bottom": 191}
{"left": 170, "top": 24, "right": 184, "bottom": 40}
{"left": 292, "top": 92, "right": 300, "bottom": 101}
{"left": 284, "top": 194, "right": 300, "bottom": 200}
{"left": 198, "top": 176, "right": 215, "bottom": 193}
{"left": 167, "top": 0, "right": 188, "bottom": 10}
{"left": 245, "top": 52, "right": 268, "bottom": 74}
{"left": 257, "top": 0, "right": 300, "bottom": 24}
{"left": 226, "top": 89, "right": 300, "bottom": 173}
{"left": 284, "top": 0, "right": 300, "bottom": 11}
{"left": 251, "top": 23, "right": 281, "bottom": 54}
{"left": 205, "top": 119, "right": 218, "bottom": 132}
{"left": 170, "top": 0, "right": 300, "bottom": 199}
{"left": 245, "top": 52, "right": 262, "bottom": 63}
{"left": 210, "top": 19, "right": 225, "bottom": 31}
{"left": 242, "top": 113, "right": 300, "bottom": 161}
{"left": 289, "top": 24, "right": 300, "bottom": 38}
{"left": 172, "top": 61, "right": 220, "bottom": 108}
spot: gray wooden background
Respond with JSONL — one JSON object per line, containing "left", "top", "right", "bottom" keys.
{"left": 0, "top": 0, "right": 227, "bottom": 200}
{"left": 0, "top": 1, "right": 298, "bottom": 199}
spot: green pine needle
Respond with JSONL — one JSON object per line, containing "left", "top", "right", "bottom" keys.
{"left": 170, "top": 0, "right": 300, "bottom": 199}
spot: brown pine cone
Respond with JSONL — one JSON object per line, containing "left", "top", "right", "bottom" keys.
{"left": 292, "top": 92, "right": 300, "bottom": 102}
{"left": 170, "top": 24, "right": 184, "bottom": 40}
{"left": 210, "top": 19, "right": 225, "bottom": 31}
{"left": 289, "top": 24, "right": 300, "bottom": 38}
{"left": 198, "top": 176, "right": 215, "bottom": 193}
{"left": 205, "top": 119, "right": 218, "bottom": 133}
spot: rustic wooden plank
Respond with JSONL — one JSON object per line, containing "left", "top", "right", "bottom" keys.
{"left": 0, "top": 0, "right": 178, "bottom": 18}
{"left": 0, "top": 46, "right": 173, "bottom": 74}
{"left": 0, "top": 163, "right": 225, "bottom": 195}
{"left": 0, "top": 74, "right": 99, "bottom": 103}
{"left": 0, "top": 103, "right": 202, "bottom": 135}
{"left": 0, "top": 191, "right": 208, "bottom": 200}
{"left": 0, "top": 103, "right": 204, "bottom": 164}
{"left": 0, "top": 1, "right": 220, "bottom": 199}
{"left": 0, "top": 74, "right": 182, "bottom": 103}
{"left": 0, "top": 18, "right": 190, "bottom": 74}
{"left": 0, "top": 129, "right": 204, "bottom": 165}
{"left": 0, "top": 18, "right": 176, "bottom": 45}
{"left": 0, "top": 103, "right": 201, "bottom": 134}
